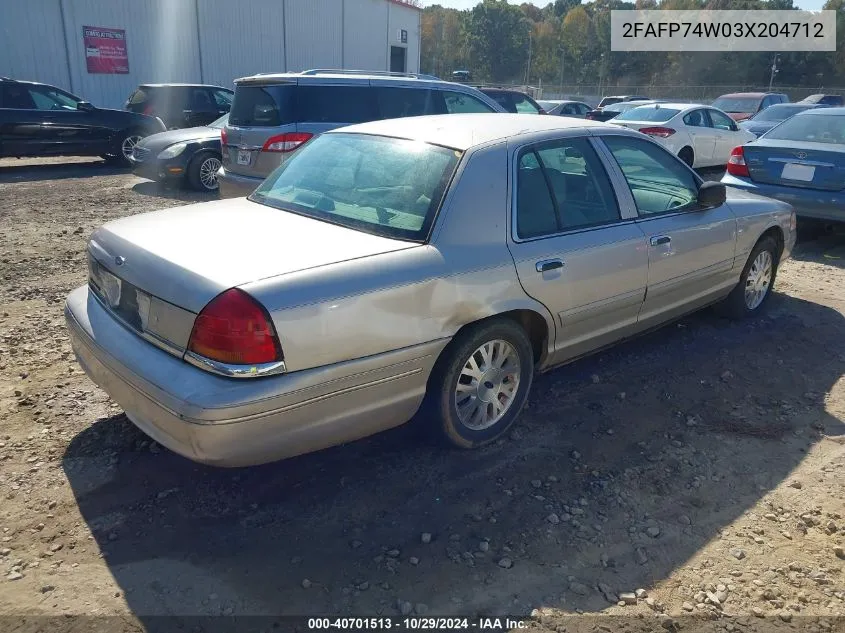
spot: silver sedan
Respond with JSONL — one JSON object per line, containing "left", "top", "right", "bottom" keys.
{"left": 65, "top": 114, "right": 797, "bottom": 466}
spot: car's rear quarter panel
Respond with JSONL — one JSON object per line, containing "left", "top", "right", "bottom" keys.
{"left": 242, "top": 142, "right": 554, "bottom": 374}
{"left": 725, "top": 190, "right": 796, "bottom": 262}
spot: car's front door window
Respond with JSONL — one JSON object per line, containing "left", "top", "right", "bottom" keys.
{"left": 211, "top": 89, "right": 233, "bottom": 108}
{"left": 28, "top": 86, "right": 79, "bottom": 111}
{"left": 708, "top": 109, "right": 735, "bottom": 131}
{"left": 603, "top": 136, "right": 699, "bottom": 215}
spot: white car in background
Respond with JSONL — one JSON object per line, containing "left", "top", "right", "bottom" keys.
{"left": 610, "top": 102, "right": 756, "bottom": 168}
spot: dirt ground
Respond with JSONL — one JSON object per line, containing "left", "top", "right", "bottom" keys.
{"left": 0, "top": 157, "right": 843, "bottom": 633}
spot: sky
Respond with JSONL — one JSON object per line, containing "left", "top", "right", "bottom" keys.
{"left": 422, "top": 0, "right": 827, "bottom": 11}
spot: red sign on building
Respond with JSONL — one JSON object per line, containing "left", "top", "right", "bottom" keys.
{"left": 83, "top": 26, "right": 129, "bottom": 74}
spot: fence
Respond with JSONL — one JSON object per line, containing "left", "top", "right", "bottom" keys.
{"left": 473, "top": 83, "right": 844, "bottom": 107}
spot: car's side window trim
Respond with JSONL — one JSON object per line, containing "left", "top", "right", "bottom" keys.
{"left": 509, "top": 135, "right": 630, "bottom": 243}
{"left": 588, "top": 135, "right": 640, "bottom": 220}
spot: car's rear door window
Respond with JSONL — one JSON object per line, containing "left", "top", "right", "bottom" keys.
{"left": 229, "top": 84, "right": 296, "bottom": 127}
{"left": 441, "top": 91, "right": 496, "bottom": 113}
{"left": 375, "top": 87, "right": 433, "bottom": 119}
{"left": 296, "top": 85, "right": 377, "bottom": 124}
{"left": 251, "top": 133, "right": 461, "bottom": 241}
{"left": 516, "top": 138, "right": 620, "bottom": 238}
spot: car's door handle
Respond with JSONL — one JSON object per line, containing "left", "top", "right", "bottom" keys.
{"left": 650, "top": 235, "right": 671, "bottom": 246}
{"left": 536, "top": 259, "right": 564, "bottom": 273}
{"left": 183, "top": 109, "right": 193, "bottom": 114}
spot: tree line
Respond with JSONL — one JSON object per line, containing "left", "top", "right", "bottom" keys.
{"left": 421, "top": 0, "right": 845, "bottom": 95}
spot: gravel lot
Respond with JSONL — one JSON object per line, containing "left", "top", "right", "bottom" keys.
{"left": 1, "top": 157, "right": 844, "bottom": 632}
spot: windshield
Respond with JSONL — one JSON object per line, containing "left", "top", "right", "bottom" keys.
{"left": 251, "top": 133, "right": 461, "bottom": 241}
{"left": 711, "top": 97, "right": 761, "bottom": 113}
{"left": 763, "top": 113, "right": 845, "bottom": 144}
{"left": 208, "top": 114, "right": 228, "bottom": 129}
{"left": 751, "top": 105, "right": 810, "bottom": 122}
{"left": 615, "top": 106, "right": 680, "bottom": 122}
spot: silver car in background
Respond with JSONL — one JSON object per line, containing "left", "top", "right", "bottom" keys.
{"left": 217, "top": 69, "right": 504, "bottom": 199}
{"left": 65, "top": 114, "right": 796, "bottom": 467}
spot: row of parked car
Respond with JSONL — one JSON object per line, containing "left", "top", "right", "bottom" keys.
{"left": 1, "top": 72, "right": 843, "bottom": 223}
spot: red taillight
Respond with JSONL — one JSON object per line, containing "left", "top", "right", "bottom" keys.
{"left": 262, "top": 132, "right": 313, "bottom": 153}
{"left": 188, "top": 289, "right": 282, "bottom": 366}
{"left": 639, "top": 126, "right": 676, "bottom": 138}
{"left": 220, "top": 127, "right": 228, "bottom": 146}
{"left": 142, "top": 104, "right": 154, "bottom": 116}
{"left": 727, "top": 146, "right": 750, "bottom": 177}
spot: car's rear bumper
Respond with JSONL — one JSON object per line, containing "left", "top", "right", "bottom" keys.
{"left": 217, "top": 167, "right": 263, "bottom": 199}
{"left": 64, "top": 285, "right": 444, "bottom": 467}
{"left": 721, "top": 174, "right": 845, "bottom": 223}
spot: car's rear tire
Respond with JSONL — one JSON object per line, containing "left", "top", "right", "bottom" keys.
{"left": 678, "top": 146, "right": 694, "bottom": 167}
{"left": 425, "top": 319, "right": 534, "bottom": 449}
{"left": 716, "top": 236, "right": 779, "bottom": 320}
{"left": 187, "top": 151, "right": 222, "bottom": 192}
{"left": 109, "top": 130, "right": 144, "bottom": 166}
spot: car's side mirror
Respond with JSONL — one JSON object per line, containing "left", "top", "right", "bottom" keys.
{"left": 697, "top": 181, "right": 726, "bottom": 208}
{"left": 77, "top": 101, "right": 95, "bottom": 112}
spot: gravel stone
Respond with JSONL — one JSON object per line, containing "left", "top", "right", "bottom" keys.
{"left": 729, "top": 548, "right": 746, "bottom": 560}
{"left": 497, "top": 557, "right": 513, "bottom": 569}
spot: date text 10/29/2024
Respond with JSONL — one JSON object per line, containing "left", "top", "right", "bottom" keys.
{"left": 307, "top": 617, "right": 529, "bottom": 630}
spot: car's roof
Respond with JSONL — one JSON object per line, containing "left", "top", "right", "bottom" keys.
{"left": 480, "top": 88, "right": 525, "bottom": 94}
{"left": 795, "top": 106, "right": 845, "bottom": 116}
{"left": 333, "top": 113, "right": 630, "bottom": 151}
{"left": 139, "top": 83, "right": 229, "bottom": 89}
{"left": 717, "top": 92, "right": 779, "bottom": 98}
{"left": 236, "top": 71, "right": 447, "bottom": 86}
{"left": 621, "top": 102, "right": 702, "bottom": 111}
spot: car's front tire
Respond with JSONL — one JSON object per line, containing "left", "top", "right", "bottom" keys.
{"left": 426, "top": 319, "right": 534, "bottom": 449}
{"left": 717, "top": 235, "right": 779, "bottom": 319}
{"left": 187, "top": 151, "right": 222, "bottom": 192}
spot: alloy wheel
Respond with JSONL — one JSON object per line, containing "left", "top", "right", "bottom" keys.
{"left": 744, "top": 249, "right": 773, "bottom": 310}
{"left": 454, "top": 339, "right": 521, "bottom": 430}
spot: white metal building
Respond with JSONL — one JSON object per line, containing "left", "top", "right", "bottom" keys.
{"left": 0, "top": 0, "right": 421, "bottom": 108}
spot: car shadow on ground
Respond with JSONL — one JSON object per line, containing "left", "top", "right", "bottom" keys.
{"left": 131, "top": 180, "right": 218, "bottom": 203}
{"left": 61, "top": 292, "right": 845, "bottom": 623}
{"left": 0, "top": 159, "right": 128, "bottom": 183}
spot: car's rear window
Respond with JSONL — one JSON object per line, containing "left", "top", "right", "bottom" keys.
{"left": 764, "top": 113, "right": 845, "bottom": 144}
{"left": 251, "top": 133, "right": 461, "bottom": 242}
{"left": 615, "top": 106, "right": 680, "bottom": 122}
{"left": 229, "top": 84, "right": 296, "bottom": 127}
{"left": 752, "top": 104, "right": 811, "bottom": 122}
{"left": 711, "top": 97, "right": 761, "bottom": 113}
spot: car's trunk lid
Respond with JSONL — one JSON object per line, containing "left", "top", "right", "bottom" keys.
{"left": 89, "top": 197, "right": 418, "bottom": 319}
{"left": 744, "top": 140, "right": 845, "bottom": 192}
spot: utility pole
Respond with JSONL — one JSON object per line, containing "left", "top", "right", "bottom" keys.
{"left": 768, "top": 54, "right": 780, "bottom": 91}
{"left": 558, "top": 46, "right": 565, "bottom": 97}
{"left": 524, "top": 31, "right": 533, "bottom": 87}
